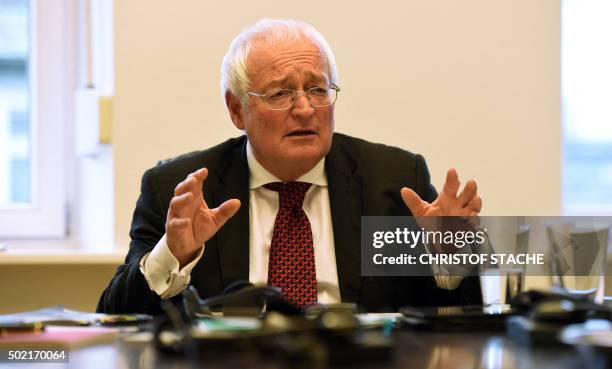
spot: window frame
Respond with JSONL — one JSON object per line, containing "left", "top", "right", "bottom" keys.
{"left": 0, "top": 0, "right": 75, "bottom": 238}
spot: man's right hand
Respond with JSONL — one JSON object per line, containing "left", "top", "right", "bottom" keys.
{"left": 166, "top": 168, "right": 241, "bottom": 268}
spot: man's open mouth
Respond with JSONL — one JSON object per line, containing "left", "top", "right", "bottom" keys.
{"left": 287, "top": 130, "right": 317, "bottom": 137}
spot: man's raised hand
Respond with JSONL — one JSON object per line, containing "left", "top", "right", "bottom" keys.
{"left": 400, "top": 168, "right": 482, "bottom": 217}
{"left": 166, "top": 168, "right": 241, "bottom": 267}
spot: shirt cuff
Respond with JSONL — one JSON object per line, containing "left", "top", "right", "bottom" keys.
{"left": 139, "top": 234, "right": 205, "bottom": 299}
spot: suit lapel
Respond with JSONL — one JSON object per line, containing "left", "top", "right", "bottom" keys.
{"left": 326, "top": 136, "right": 363, "bottom": 303}
{"left": 213, "top": 138, "right": 250, "bottom": 287}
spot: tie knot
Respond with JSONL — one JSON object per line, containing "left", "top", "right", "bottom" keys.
{"left": 264, "top": 181, "right": 311, "bottom": 209}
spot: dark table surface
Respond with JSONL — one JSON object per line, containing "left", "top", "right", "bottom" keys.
{"left": 5, "top": 329, "right": 608, "bottom": 369}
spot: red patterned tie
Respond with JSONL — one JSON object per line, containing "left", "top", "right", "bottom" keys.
{"left": 264, "top": 181, "right": 317, "bottom": 308}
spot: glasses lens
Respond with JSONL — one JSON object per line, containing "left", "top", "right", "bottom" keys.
{"left": 261, "top": 87, "right": 338, "bottom": 109}
{"left": 309, "top": 86, "right": 336, "bottom": 107}
{"left": 265, "top": 89, "right": 294, "bottom": 109}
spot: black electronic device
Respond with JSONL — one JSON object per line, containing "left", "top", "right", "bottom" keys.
{"left": 182, "top": 282, "right": 301, "bottom": 317}
{"left": 510, "top": 288, "right": 588, "bottom": 312}
{"left": 399, "top": 304, "right": 516, "bottom": 330}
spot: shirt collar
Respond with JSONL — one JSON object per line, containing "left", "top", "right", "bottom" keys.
{"left": 246, "top": 140, "right": 328, "bottom": 190}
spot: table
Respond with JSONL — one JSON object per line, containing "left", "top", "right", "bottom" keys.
{"left": 5, "top": 330, "right": 607, "bottom": 369}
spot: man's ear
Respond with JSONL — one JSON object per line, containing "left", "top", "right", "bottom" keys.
{"left": 226, "top": 91, "right": 245, "bottom": 130}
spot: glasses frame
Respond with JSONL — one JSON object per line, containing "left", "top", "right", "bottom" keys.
{"left": 247, "top": 84, "right": 341, "bottom": 110}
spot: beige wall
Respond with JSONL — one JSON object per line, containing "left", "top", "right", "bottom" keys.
{"left": 114, "top": 0, "right": 561, "bottom": 248}
{"left": 0, "top": 265, "right": 118, "bottom": 314}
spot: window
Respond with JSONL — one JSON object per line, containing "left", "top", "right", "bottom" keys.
{"left": 563, "top": 0, "right": 612, "bottom": 214}
{"left": 0, "top": 0, "right": 72, "bottom": 238}
{"left": 0, "top": 1, "right": 30, "bottom": 206}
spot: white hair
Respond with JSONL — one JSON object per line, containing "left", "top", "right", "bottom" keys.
{"left": 220, "top": 18, "right": 338, "bottom": 105}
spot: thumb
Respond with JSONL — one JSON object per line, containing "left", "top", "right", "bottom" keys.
{"left": 211, "top": 199, "right": 241, "bottom": 228}
{"left": 400, "top": 187, "right": 426, "bottom": 216}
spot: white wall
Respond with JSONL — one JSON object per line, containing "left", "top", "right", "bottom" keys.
{"left": 113, "top": 0, "right": 561, "bottom": 248}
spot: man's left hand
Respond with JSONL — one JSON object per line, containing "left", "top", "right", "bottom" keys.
{"left": 400, "top": 168, "right": 482, "bottom": 216}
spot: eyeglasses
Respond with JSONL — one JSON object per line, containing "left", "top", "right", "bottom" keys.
{"left": 247, "top": 84, "right": 340, "bottom": 110}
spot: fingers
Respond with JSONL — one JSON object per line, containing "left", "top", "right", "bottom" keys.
{"left": 458, "top": 178, "right": 478, "bottom": 207}
{"left": 168, "top": 168, "right": 211, "bottom": 224}
{"left": 168, "top": 192, "right": 194, "bottom": 219}
{"left": 445, "top": 168, "right": 481, "bottom": 215}
{"left": 167, "top": 217, "right": 191, "bottom": 232}
{"left": 467, "top": 194, "right": 482, "bottom": 213}
{"left": 211, "top": 199, "right": 241, "bottom": 229}
{"left": 400, "top": 187, "right": 427, "bottom": 216}
{"left": 172, "top": 168, "right": 209, "bottom": 217}
{"left": 174, "top": 168, "right": 208, "bottom": 198}
{"left": 192, "top": 167, "right": 208, "bottom": 183}
{"left": 402, "top": 167, "right": 482, "bottom": 218}
{"left": 442, "top": 168, "right": 460, "bottom": 198}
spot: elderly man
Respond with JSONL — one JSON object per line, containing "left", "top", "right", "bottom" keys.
{"left": 98, "top": 19, "right": 482, "bottom": 314}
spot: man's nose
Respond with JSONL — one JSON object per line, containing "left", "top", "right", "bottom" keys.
{"left": 291, "top": 92, "right": 315, "bottom": 117}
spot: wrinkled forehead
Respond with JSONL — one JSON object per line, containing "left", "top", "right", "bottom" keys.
{"left": 246, "top": 35, "right": 329, "bottom": 83}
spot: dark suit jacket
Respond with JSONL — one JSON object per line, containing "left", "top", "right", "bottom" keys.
{"left": 97, "top": 133, "right": 481, "bottom": 314}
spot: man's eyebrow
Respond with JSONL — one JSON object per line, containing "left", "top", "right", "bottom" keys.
{"left": 304, "top": 71, "right": 329, "bottom": 84}
{"left": 287, "top": 67, "right": 329, "bottom": 84}
{"left": 267, "top": 72, "right": 328, "bottom": 88}
{"left": 265, "top": 76, "right": 289, "bottom": 88}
